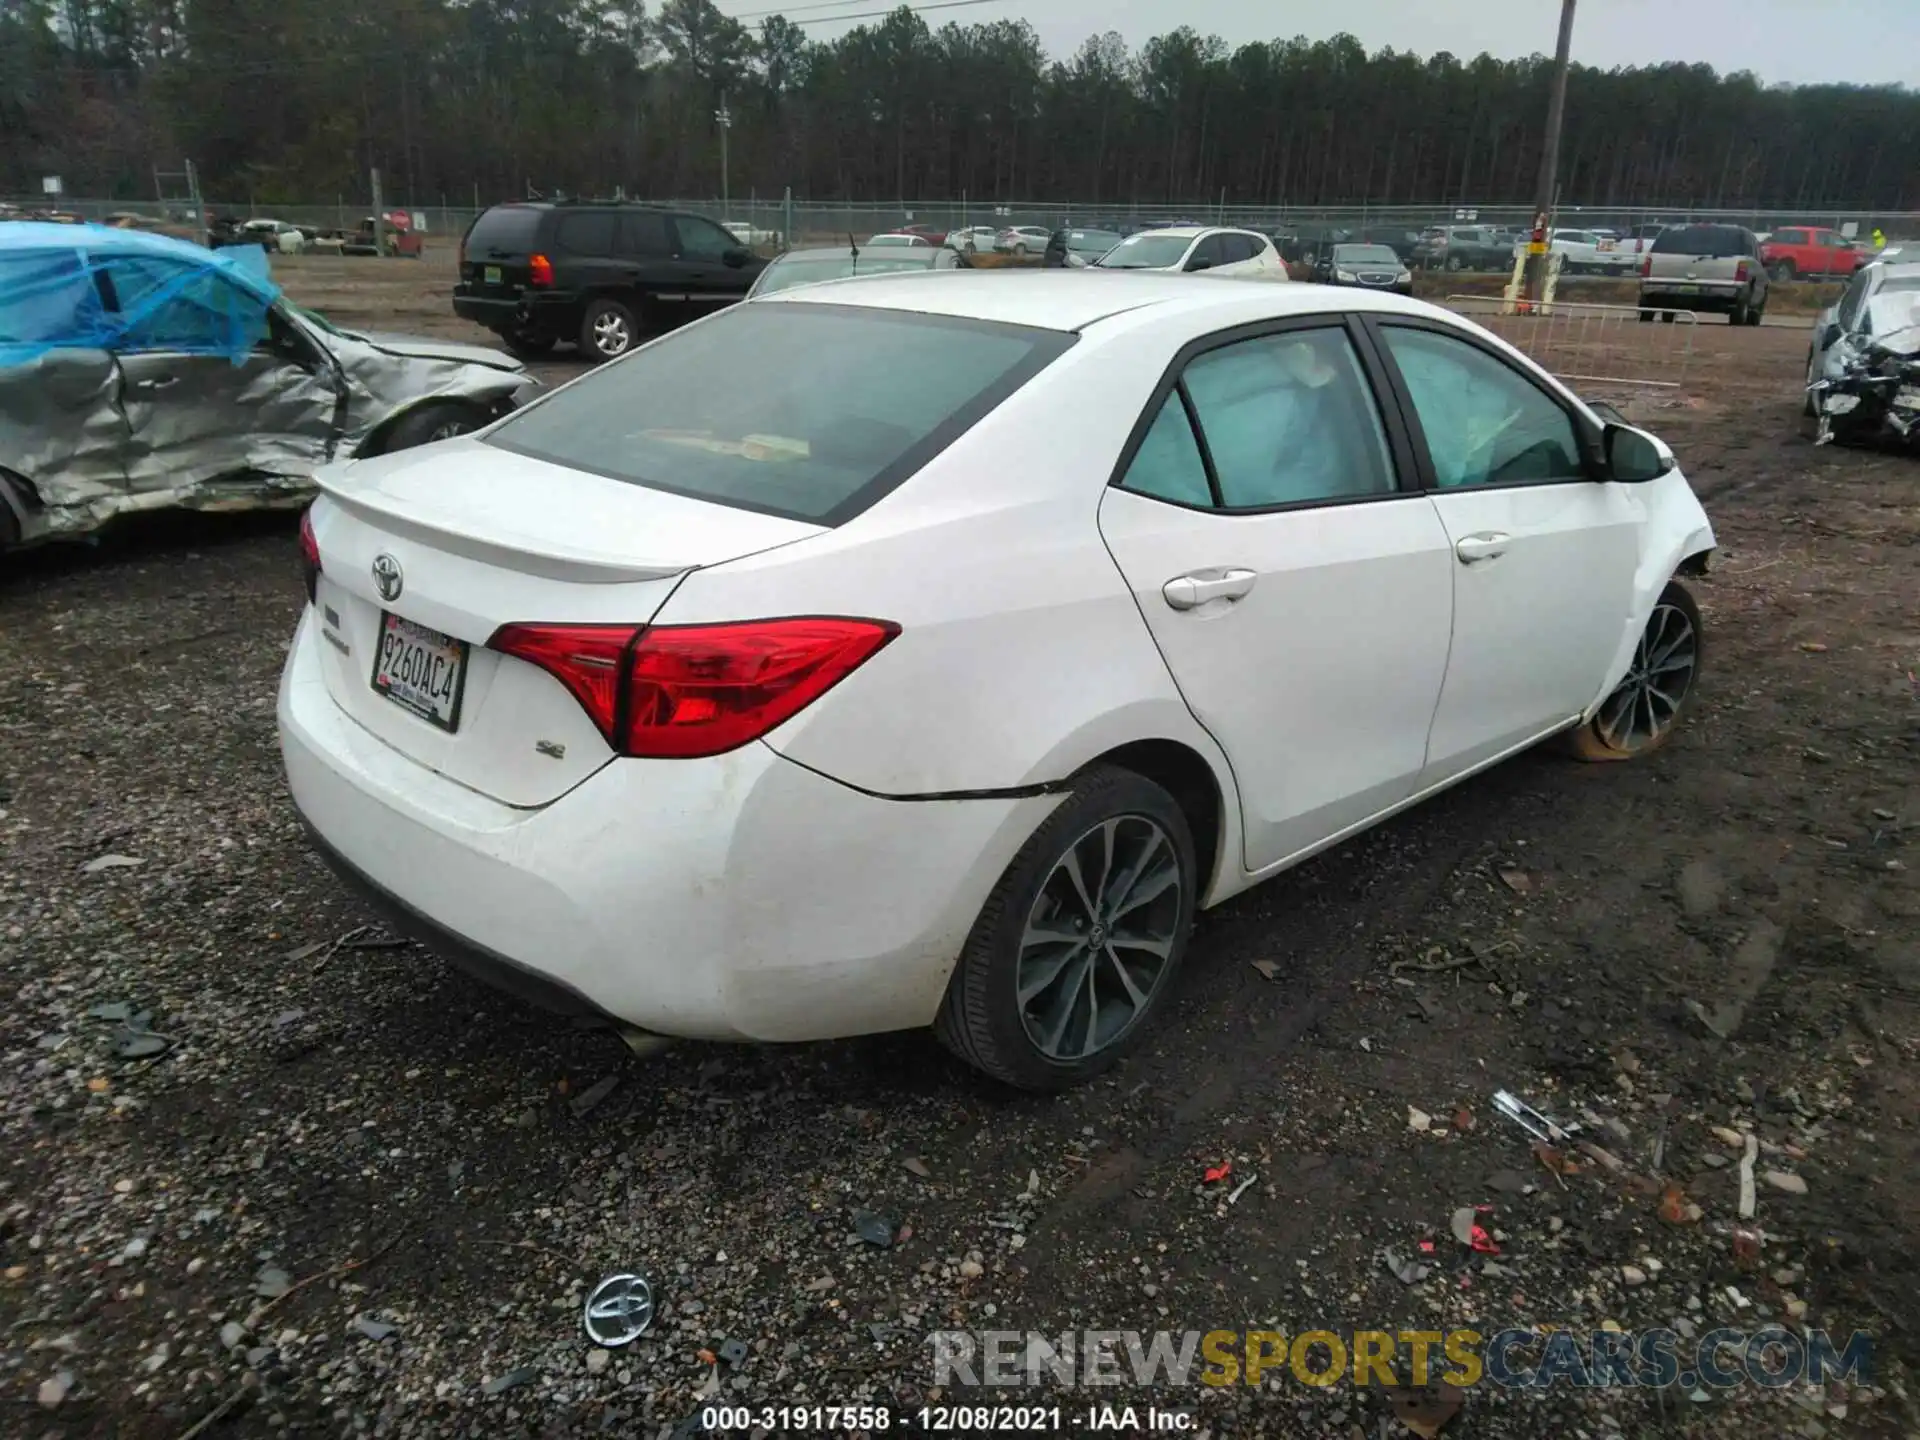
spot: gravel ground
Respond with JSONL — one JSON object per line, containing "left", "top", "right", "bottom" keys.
{"left": 1, "top": 264, "right": 1916, "bottom": 1439}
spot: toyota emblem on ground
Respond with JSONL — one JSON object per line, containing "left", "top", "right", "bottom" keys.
{"left": 371, "top": 553, "right": 404, "bottom": 602}
{"left": 582, "top": 1273, "right": 654, "bottom": 1347}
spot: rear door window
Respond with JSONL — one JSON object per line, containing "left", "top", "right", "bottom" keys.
{"left": 464, "top": 207, "right": 544, "bottom": 257}
{"left": 674, "top": 216, "right": 738, "bottom": 260}
{"left": 485, "top": 303, "right": 1074, "bottom": 525}
{"left": 556, "top": 212, "right": 619, "bottom": 256}
{"left": 619, "top": 211, "right": 671, "bottom": 257}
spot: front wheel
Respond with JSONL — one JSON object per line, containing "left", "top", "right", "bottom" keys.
{"left": 1565, "top": 581, "right": 1703, "bottom": 763}
{"left": 936, "top": 766, "right": 1197, "bottom": 1091}
{"left": 380, "top": 401, "right": 488, "bottom": 453}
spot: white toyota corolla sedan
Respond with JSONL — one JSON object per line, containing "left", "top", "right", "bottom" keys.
{"left": 279, "top": 271, "right": 1715, "bottom": 1090}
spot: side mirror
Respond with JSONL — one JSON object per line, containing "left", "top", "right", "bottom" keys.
{"left": 1185, "top": 255, "right": 1212, "bottom": 272}
{"left": 1604, "top": 423, "right": 1674, "bottom": 483}
{"left": 722, "top": 246, "right": 750, "bottom": 268}
{"left": 1817, "top": 322, "right": 1842, "bottom": 350}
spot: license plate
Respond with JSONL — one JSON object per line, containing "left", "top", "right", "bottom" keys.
{"left": 371, "top": 613, "right": 468, "bottom": 732}
{"left": 484, "top": 265, "right": 502, "bottom": 284}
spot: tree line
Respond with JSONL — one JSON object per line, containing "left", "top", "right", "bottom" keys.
{"left": 3, "top": 0, "right": 1916, "bottom": 213}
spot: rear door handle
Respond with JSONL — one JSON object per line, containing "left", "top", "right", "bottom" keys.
{"left": 1454, "top": 532, "right": 1510, "bottom": 565}
{"left": 1163, "top": 568, "right": 1257, "bottom": 610}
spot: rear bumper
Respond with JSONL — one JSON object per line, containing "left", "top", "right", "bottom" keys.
{"left": 1639, "top": 285, "right": 1740, "bottom": 312}
{"left": 277, "top": 611, "right": 1056, "bottom": 1042}
{"left": 451, "top": 291, "right": 583, "bottom": 336}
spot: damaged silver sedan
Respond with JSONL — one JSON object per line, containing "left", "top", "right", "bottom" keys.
{"left": 1805, "top": 258, "right": 1920, "bottom": 450}
{"left": 0, "top": 222, "right": 538, "bottom": 552}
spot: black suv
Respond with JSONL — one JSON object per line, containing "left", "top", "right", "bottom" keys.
{"left": 453, "top": 202, "right": 767, "bottom": 361}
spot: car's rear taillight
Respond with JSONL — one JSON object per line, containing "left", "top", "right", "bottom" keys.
{"left": 298, "top": 507, "right": 322, "bottom": 605}
{"left": 1734, "top": 260, "right": 1751, "bottom": 283}
{"left": 488, "top": 617, "right": 899, "bottom": 759}
{"left": 529, "top": 253, "right": 554, "bottom": 287}
{"left": 1640, "top": 254, "right": 1653, "bottom": 278}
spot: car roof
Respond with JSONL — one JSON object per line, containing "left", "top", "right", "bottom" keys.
{"left": 767, "top": 269, "right": 1426, "bottom": 333}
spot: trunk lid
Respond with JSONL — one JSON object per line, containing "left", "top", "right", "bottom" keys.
{"left": 308, "top": 439, "right": 825, "bottom": 807}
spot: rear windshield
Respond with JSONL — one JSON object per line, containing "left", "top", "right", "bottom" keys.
{"left": 1652, "top": 225, "right": 1750, "bottom": 258}
{"left": 464, "top": 206, "right": 544, "bottom": 255}
{"left": 485, "top": 303, "right": 1073, "bottom": 525}
{"left": 756, "top": 255, "right": 934, "bottom": 294}
{"left": 1335, "top": 245, "right": 1400, "bottom": 264}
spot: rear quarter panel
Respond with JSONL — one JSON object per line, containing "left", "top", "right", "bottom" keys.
{"left": 644, "top": 307, "right": 1242, "bottom": 822}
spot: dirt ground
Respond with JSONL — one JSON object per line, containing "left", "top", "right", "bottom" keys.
{"left": 1, "top": 255, "right": 1916, "bottom": 1439}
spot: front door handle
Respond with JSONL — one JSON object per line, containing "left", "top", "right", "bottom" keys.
{"left": 1163, "top": 568, "right": 1257, "bottom": 610}
{"left": 131, "top": 376, "right": 178, "bottom": 392}
{"left": 1454, "top": 532, "right": 1511, "bottom": 565}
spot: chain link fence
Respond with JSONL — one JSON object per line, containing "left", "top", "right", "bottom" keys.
{"left": 11, "top": 194, "right": 1917, "bottom": 252}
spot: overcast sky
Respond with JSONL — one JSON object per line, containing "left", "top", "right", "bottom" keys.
{"left": 756, "top": 0, "right": 1918, "bottom": 88}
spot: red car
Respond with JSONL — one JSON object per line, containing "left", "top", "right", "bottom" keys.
{"left": 1760, "top": 226, "right": 1864, "bottom": 282}
{"left": 898, "top": 224, "right": 947, "bottom": 246}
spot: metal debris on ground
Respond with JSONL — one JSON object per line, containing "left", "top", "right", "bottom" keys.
{"left": 1407, "top": 1106, "right": 1432, "bottom": 1132}
{"left": 1249, "top": 958, "right": 1281, "bottom": 980}
{"left": 1737, "top": 1133, "right": 1760, "bottom": 1219}
{"left": 717, "top": 1338, "right": 748, "bottom": 1366}
{"left": 352, "top": 1317, "right": 397, "bottom": 1342}
{"left": 1201, "top": 1160, "right": 1232, "bottom": 1183}
{"left": 82, "top": 853, "right": 144, "bottom": 873}
{"left": 1226, "top": 1173, "right": 1257, "bottom": 1205}
{"left": 1381, "top": 1248, "right": 1431, "bottom": 1286}
{"left": 851, "top": 1209, "right": 900, "bottom": 1247}
{"left": 1492, "top": 1090, "right": 1576, "bottom": 1143}
{"left": 581, "top": 1273, "right": 654, "bottom": 1348}
{"left": 568, "top": 1075, "right": 620, "bottom": 1119}
{"left": 902, "top": 1156, "right": 931, "bottom": 1178}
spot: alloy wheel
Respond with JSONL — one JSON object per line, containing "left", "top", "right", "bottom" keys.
{"left": 1015, "top": 815, "right": 1183, "bottom": 1062}
{"left": 1593, "top": 601, "right": 1698, "bottom": 752}
{"left": 592, "top": 312, "right": 632, "bottom": 357}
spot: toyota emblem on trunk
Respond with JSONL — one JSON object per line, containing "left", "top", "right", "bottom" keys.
{"left": 371, "top": 554, "right": 404, "bottom": 602}
{"left": 582, "top": 1272, "right": 655, "bottom": 1347}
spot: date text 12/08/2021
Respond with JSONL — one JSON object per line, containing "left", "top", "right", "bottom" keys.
{"left": 696, "top": 1405, "right": 1196, "bottom": 1432}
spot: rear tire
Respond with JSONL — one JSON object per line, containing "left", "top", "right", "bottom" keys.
{"left": 1729, "top": 294, "right": 1750, "bottom": 326}
{"left": 580, "top": 298, "right": 639, "bottom": 362}
{"left": 935, "top": 766, "right": 1197, "bottom": 1092}
{"left": 1638, "top": 309, "right": 1654, "bottom": 323}
{"left": 1662, "top": 311, "right": 1676, "bottom": 323}
{"left": 1564, "top": 581, "right": 1703, "bottom": 763}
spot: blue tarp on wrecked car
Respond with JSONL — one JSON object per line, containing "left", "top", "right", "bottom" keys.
{"left": 0, "top": 222, "right": 280, "bottom": 368}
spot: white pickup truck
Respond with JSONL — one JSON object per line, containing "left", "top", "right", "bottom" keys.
{"left": 1541, "top": 227, "right": 1639, "bottom": 275}
{"left": 722, "top": 219, "right": 782, "bottom": 248}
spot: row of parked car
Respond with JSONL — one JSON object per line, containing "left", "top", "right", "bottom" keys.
{"left": 450, "top": 202, "right": 1431, "bottom": 362}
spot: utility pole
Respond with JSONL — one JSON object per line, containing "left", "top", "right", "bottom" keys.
{"left": 1525, "top": 0, "right": 1577, "bottom": 308}
{"left": 715, "top": 93, "right": 733, "bottom": 216}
